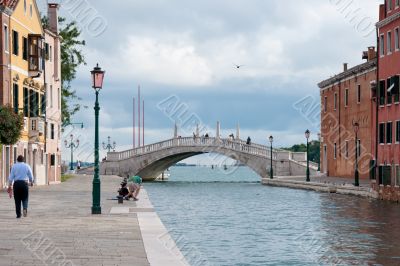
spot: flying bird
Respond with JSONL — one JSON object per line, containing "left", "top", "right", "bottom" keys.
{"left": 233, "top": 64, "right": 244, "bottom": 69}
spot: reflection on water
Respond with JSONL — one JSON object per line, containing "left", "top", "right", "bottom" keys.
{"left": 145, "top": 166, "right": 400, "bottom": 266}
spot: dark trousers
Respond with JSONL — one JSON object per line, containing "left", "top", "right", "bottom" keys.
{"left": 13, "top": 180, "right": 29, "bottom": 217}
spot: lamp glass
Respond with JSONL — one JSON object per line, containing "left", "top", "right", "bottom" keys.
{"left": 91, "top": 64, "right": 105, "bottom": 89}
{"left": 305, "top": 129, "right": 310, "bottom": 139}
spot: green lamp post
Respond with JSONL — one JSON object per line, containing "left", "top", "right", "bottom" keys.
{"left": 64, "top": 134, "right": 79, "bottom": 171}
{"left": 305, "top": 129, "right": 311, "bottom": 182}
{"left": 317, "top": 132, "right": 321, "bottom": 172}
{"left": 353, "top": 122, "right": 360, "bottom": 187}
{"left": 269, "top": 135, "right": 273, "bottom": 179}
{"left": 91, "top": 64, "right": 105, "bottom": 215}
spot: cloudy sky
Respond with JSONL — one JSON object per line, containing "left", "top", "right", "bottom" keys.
{"left": 38, "top": 0, "right": 381, "bottom": 163}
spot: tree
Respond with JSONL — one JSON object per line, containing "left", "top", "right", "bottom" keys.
{"left": 283, "top": 141, "right": 320, "bottom": 163}
{"left": 0, "top": 106, "right": 23, "bottom": 145}
{"left": 42, "top": 16, "right": 86, "bottom": 126}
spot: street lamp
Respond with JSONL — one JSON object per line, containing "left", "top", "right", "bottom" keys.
{"left": 317, "top": 132, "right": 321, "bottom": 172}
{"left": 91, "top": 63, "right": 105, "bottom": 215}
{"left": 305, "top": 129, "right": 311, "bottom": 182}
{"left": 64, "top": 134, "right": 79, "bottom": 171}
{"left": 269, "top": 135, "right": 273, "bottom": 179}
{"left": 353, "top": 122, "right": 360, "bottom": 187}
{"left": 102, "top": 136, "right": 116, "bottom": 153}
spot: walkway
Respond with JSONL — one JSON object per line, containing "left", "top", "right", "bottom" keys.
{"left": 0, "top": 175, "right": 186, "bottom": 266}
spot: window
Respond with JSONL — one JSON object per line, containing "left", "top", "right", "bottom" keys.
{"left": 392, "top": 75, "right": 400, "bottom": 102}
{"left": 13, "top": 84, "right": 19, "bottom": 114}
{"left": 40, "top": 94, "right": 46, "bottom": 116}
{"left": 379, "top": 80, "right": 386, "bottom": 105}
{"left": 49, "top": 45, "right": 52, "bottom": 62}
{"left": 50, "top": 85, "right": 53, "bottom": 108}
{"left": 388, "top": 0, "right": 393, "bottom": 11}
{"left": 45, "top": 43, "right": 49, "bottom": 60}
{"left": 388, "top": 31, "right": 392, "bottom": 54}
{"left": 24, "top": 0, "right": 27, "bottom": 14}
{"left": 4, "top": 25, "right": 9, "bottom": 52}
{"left": 57, "top": 87, "right": 60, "bottom": 109}
{"left": 387, "top": 78, "right": 393, "bottom": 104}
{"left": 12, "top": 30, "right": 18, "bottom": 56}
{"left": 379, "top": 165, "right": 392, "bottom": 185}
{"left": 380, "top": 34, "right": 385, "bottom": 56}
{"left": 41, "top": 150, "right": 44, "bottom": 165}
{"left": 30, "top": 3, "right": 33, "bottom": 18}
{"left": 379, "top": 123, "right": 385, "bottom": 144}
{"left": 334, "top": 143, "right": 337, "bottom": 159}
{"left": 28, "top": 35, "right": 44, "bottom": 72}
{"left": 345, "top": 141, "right": 349, "bottom": 158}
{"left": 29, "top": 89, "right": 38, "bottom": 117}
{"left": 324, "top": 96, "right": 327, "bottom": 112}
{"left": 397, "top": 0, "right": 400, "bottom": 7}
{"left": 396, "top": 121, "right": 400, "bottom": 142}
{"left": 22, "top": 37, "right": 28, "bottom": 60}
{"left": 23, "top": 87, "right": 28, "bottom": 117}
{"left": 396, "top": 28, "right": 400, "bottom": 50}
{"left": 334, "top": 93, "right": 337, "bottom": 110}
{"left": 396, "top": 165, "right": 400, "bottom": 186}
{"left": 51, "top": 123, "right": 55, "bottom": 140}
{"left": 357, "top": 139, "right": 361, "bottom": 157}
{"left": 50, "top": 154, "right": 55, "bottom": 166}
{"left": 13, "top": 147, "right": 17, "bottom": 163}
{"left": 387, "top": 122, "right": 393, "bottom": 144}
{"left": 344, "top": 89, "right": 349, "bottom": 107}
{"left": 357, "top": 85, "right": 361, "bottom": 103}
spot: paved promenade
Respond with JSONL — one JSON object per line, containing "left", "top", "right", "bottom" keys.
{"left": 0, "top": 175, "right": 187, "bottom": 266}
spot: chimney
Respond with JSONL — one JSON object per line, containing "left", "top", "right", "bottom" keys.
{"left": 368, "top": 46, "right": 376, "bottom": 61}
{"left": 343, "top": 63, "right": 348, "bottom": 72}
{"left": 47, "top": 3, "right": 59, "bottom": 34}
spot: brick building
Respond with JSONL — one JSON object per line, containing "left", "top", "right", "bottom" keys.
{"left": 375, "top": 0, "right": 400, "bottom": 187}
{"left": 318, "top": 50, "right": 377, "bottom": 180}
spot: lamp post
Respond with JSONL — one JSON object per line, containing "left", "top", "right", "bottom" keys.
{"left": 353, "top": 122, "right": 360, "bottom": 187}
{"left": 317, "top": 132, "right": 321, "bottom": 172}
{"left": 102, "top": 136, "right": 116, "bottom": 153}
{"left": 91, "top": 64, "right": 105, "bottom": 215}
{"left": 64, "top": 134, "right": 79, "bottom": 171}
{"left": 269, "top": 135, "right": 273, "bottom": 179}
{"left": 305, "top": 129, "right": 311, "bottom": 182}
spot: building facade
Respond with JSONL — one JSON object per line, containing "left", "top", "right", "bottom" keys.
{"left": 318, "top": 50, "right": 377, "bottom": 180}
{"left": 375, "top": 0, "right": 400, "bottom": 188}
{"left": 0, "top": 0, "right": 61, "bottom": 188}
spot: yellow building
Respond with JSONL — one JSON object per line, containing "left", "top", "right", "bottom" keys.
{"left": 0, "top": 0, "right": 61, "bottom": 187}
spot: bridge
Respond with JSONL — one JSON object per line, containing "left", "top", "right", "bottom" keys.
{"left": 101, "top": 136, "right": 318, "bottom": 181}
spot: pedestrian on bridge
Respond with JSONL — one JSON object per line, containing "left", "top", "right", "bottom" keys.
{"left": 7, "top": 155, "right": 34, "bottom": 218}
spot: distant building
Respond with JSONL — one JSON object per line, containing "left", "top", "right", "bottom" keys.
{"left": 318, "top": 49, "right": 377, "bottom": 180}
{"left": 0, "top": 1, "right": 62, "bottom": 188}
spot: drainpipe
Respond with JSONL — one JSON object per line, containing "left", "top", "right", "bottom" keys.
{"left": 375, "top": 26, "right": 380, "bottom": 183}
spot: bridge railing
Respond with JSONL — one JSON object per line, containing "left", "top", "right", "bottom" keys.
{"left": 106, "top": 137, "right": 281, "bottom": 161}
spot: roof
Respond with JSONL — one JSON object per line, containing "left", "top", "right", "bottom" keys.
{"left": 318, "top": 59, "right": 377, "bottom": 89}
{"left": 0, "top": 0, "right": 19, "bottom": 11}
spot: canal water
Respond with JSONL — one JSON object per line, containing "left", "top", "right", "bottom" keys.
{"left": 145, "top": 166, "right": 400, "bottom": 266}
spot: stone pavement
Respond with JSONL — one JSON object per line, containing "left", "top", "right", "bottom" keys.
{"left": 0, "top": 175, "right": 150, "bottom": 266}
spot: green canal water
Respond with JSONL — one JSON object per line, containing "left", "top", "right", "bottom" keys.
{"left": 145, "top": 166, "right": 400, "bottom": 266}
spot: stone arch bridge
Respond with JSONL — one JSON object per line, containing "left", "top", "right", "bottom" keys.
{"left": 101, "top": 137, "right": 318, "bottom": 181}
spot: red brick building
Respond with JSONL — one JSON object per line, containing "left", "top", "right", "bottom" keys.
{"left": 375, "top": 0, "right": 400, "bottom": 187}
{"left": 319, "top": 51, "right": 377, "bottom": 180}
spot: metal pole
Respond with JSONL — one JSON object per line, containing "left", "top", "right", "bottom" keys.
{"left": 133, "top": 97, "right": 135, "bottom": 149}
{"left": 92, "top": 90, "right": 101, "bottom": 214}
{"left": 355, "top": 132, "right": 360, "bottom": 187}
{"left": 70, "top": 143, "right": 74, "bottom": 170}
{"left": 306, "top": 139, "right": 310, "bottom": 182}
{"left": 143, "top": 99, "right": 144, "bottom": 146}
{"left": 138, "top": 86, "right": 141, "bottom": 147}
{"left": 270, "top": 142, "right": 273, "bottom": 179}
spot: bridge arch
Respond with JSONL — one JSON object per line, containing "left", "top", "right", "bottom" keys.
{"left": 101, "top": 137, "right": 317, "bottom": 181}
